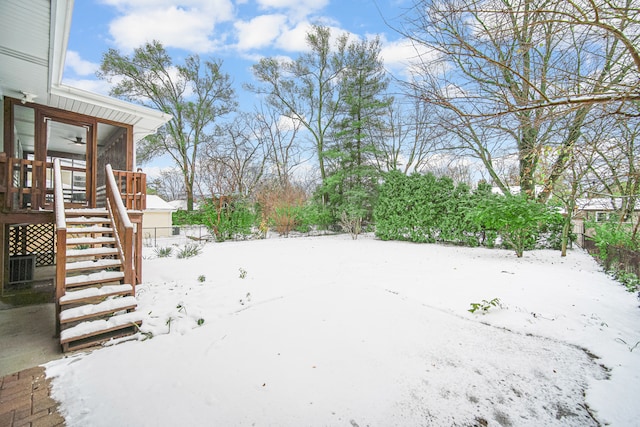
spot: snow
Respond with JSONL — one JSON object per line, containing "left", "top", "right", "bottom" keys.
{"left": 60, "top": 284, "right": 133, "bottom": 304}
{"left": 60, "top": 311, "right": 144, "bottom": 342}
{"left": 65, "top": 270, "right": 124, "bottom": 286}
{"left": 66, "top": 259, "right": 121, "bottom": 271}
{"left": 45, "top": 234, "right": 640, "bottom": 426}
{"left": 66, "top": 247, "right": 118, "bottom": 258}
{"left": 66, "top": 236, "right": 115, "bottom": 246}
{"left": 59, "top": 296, "right": 137, "bottom": 322}
{"left": 145, "top": 194, "right": 177, "bottom": 211}
{"left": 67, "top": 226, "right": 113, "bottom": 234}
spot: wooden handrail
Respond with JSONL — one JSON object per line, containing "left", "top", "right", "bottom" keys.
{"left": 53, "top": 159, "right": 67, "bottom": 337}
{"left": 106, "top": 164, "right": 134, "bottom": 288}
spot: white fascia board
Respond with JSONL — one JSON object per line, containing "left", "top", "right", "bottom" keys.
{"left": 50, "top": 83, "right": 173, "bottom": 141}
{"left": 49, "top": 0, "right": 74, "bottom": 89}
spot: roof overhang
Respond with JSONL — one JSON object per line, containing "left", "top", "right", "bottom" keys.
{"left": 0, "top": 0, "right": 171, "bottom": 142}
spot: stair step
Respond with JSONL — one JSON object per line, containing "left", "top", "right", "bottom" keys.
{"left": 60, "top": 284, "right": 134, "bottom": 305}
{"left": 60, "top": 296, "right": 137, "bottom": 324}
{"left": 60, "top": 311, "right": 143, "bottom": 348}
{"left": 66, "top": 258, "right": 122, "bottom": 272}
{"left": 66, "top": 247, "right": 119, "bottom": 259}
{"left": 65, "top": 208, "right": 109, "bottom": 216}
{"left": 67, "top": 236, "right": 116, "bottom": 246}
{"left": 66, "top": 216, "right": 112, "bottom": 225}
{"left": 67, "top": 226, "right": 114, "bottom": 234}
{"left": 66, "top": 270, "right": 125, "bottom": 288}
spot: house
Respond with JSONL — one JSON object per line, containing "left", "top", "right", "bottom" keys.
{"left": 572, "top": 198, "right": 640, "bottom": 247}
{"left": 143, "top": 195, "right": 177, "bottom": 238}
{"left": 574, "top": 198, "right": 640, "bottom": 223}
{"left": 0, "top": 1, "right": 171, "bottom": 351}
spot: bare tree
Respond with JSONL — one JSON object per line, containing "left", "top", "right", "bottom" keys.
{"left": 148, "top": 168, "right": 185, "bottom": 202}
{"left": 251, "top": 102, "right": 305, "bottom": 186}
{"left": 585, "top": 110, "right": 640, "bottom": 220}
{"left": 99, "top": 40, "right": 236, "bottom": 211}
{"left": 247, "top": 25, "right": 349, "bottom": 202}
{"left": 200, "top": 114, "right": 268, "bottom": 198}
{"left": 400, "top": 0, "right": 639, "bottom": 200}
{"left": 373, "top": 96, "right": 441, "bottom": 174}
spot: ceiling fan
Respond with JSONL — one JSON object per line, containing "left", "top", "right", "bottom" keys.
{"left": 64, "top": 136, "right": 86, "bottom": 145}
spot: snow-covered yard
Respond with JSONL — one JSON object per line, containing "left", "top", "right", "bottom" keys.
{"left": 46, "top": 234, "right": 640, "bottom": 426}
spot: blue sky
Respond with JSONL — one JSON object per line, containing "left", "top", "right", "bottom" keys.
{"left": 63, "top": 0, "right": 419, "bottom": 107}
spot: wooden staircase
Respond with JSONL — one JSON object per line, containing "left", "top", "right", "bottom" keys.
{"left": 57, "top": 209, "right": 142, "bottom": 351}
{"left": 53, "top": 161, "right": 144, "bottom": 352}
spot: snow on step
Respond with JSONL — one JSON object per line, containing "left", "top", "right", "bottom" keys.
{"left": 68, "top": 226, "right": 113, "bottom": 234}
{"left": 66, "top": 258, "right": 122, "bottom": 271}
{"left": 66, "top": 270, "right": 124, "bottom": 286}
{"left": 60, "top": 296, "right": 137, "bottom": 322}
{"left": 66, "top": 216, "right": 110, "bottom": 224}
{"left": 60, "top": 284, "right": 133, "bottom": 304}
{"left": 60, "top": 311, "right": 143, "bottom": 342}
{"left": 66, "top": 247, "right": 118, "bottom": 257}
{"left": 67, "top": 236, "right": 115, "bottom": 245}
{"left": 65, "top": 209, "right": 108, "bottom": 216}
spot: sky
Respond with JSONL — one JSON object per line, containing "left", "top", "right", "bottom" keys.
{"left": 63, "top": 0, "right": 417, "bottom": 106}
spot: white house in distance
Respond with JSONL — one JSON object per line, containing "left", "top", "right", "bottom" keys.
{"left": 143, "top": 195, "right": 177, "bottom": 238}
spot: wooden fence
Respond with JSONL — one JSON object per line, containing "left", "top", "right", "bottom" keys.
{"left": 583, "top": 237, "right": 640, "bottom": 277}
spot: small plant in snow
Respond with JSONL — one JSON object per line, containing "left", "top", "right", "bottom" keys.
{"left": 177, "top": 243, "right": 202, "bottom": 259}
{"left": 615, "top": 338, "right": 640, "bottom": 352}
{"left": 612, "top": 270, "right": 640, "bottom": 293}
{"left": 176, "top": 304, "right": 187, "bottom": 315}
{"left": 239, "top": 267, "right": 247, "bottom": 279}
{"left": 133, "top": 323, "right": 153, "bottom": 341}
{"left": 154, "top": 246, "right": 173, "bottom": 258}
{"left": 198, "top": 275, "right": 206, "bottom": 283}
{"left": 166, "top": 316, "right": 174, "bottom": 333}
{"left": 197, "top": 318, "right": 205, "bottom": 326}
{"left": 468, "top": 298, "right": 503, "bottom": 314}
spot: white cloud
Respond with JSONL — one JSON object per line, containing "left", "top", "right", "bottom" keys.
{"left": 102, "top": 1, "right": 234, "bottom": 53}
{"left": 235, "top": 14, "right": 288, "bottom": 51}
{"left": 274, "top": 21, "right": 314, "bottom": 52}
{"left": 380, "top": 36, "right": 442, "bottom": 78}
{"left": 65, "top": 51, "right": 100, "bottom": 76}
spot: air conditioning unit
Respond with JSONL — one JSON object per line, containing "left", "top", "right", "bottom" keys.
{"left": 9, "top": 255, "right": 36, "bottom": 284}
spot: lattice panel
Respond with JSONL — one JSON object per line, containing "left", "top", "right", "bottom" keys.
{"left": 8, "top": 223, "right": 56, "bottom": 266}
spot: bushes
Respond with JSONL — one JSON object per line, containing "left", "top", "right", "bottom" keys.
{"left": 374, "top": 171, "right": 482, "bottom": 245}
{"left": 374, "top": 171, "right": 563, "bottom": 256}
{"left": 587, "top": 221, "right": 640, "bottom": 293}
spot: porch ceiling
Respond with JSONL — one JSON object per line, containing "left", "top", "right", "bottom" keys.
{"left": 0, "top": 0, "right": 171, "bottom": 143}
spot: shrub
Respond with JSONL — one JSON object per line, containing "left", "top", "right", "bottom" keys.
{"left": 176, "top": 243, "right": 202, "bottom": 259}
{"left": 199, "top": 198, "right": 256, "bottom": 242}
{"left": 256, "top": 181, "right": 307, "bottom": 236}
{"left": 154, "top": 246, "right": 173, "bottom": 258}
{"left": 470, "top": 195, "right": 562, "bottom": 257}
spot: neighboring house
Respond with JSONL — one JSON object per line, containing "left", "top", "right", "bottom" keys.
{"left": 143, "top": 195, "right": 177, "bottom": 238}
{"left": 0, "top": 1, "right": 171, "bottom": 351}
{"left": 168, "top": 199, "right": 200, "bottom": 210}
{"left": 572, "top": 198, "right": 640, "bottom": 247}
{"left": 574, "top": 198, "right": 640, "bottom": 223}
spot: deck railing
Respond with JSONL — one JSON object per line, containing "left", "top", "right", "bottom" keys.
{"left": 0, "top": 156, "right": 52, "bottom": 210}
{"left": 0, "top": 155, "right": 89, "bottom": 211}
{"left": 111, "top": 170, "right": 146, "bottom": 211}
